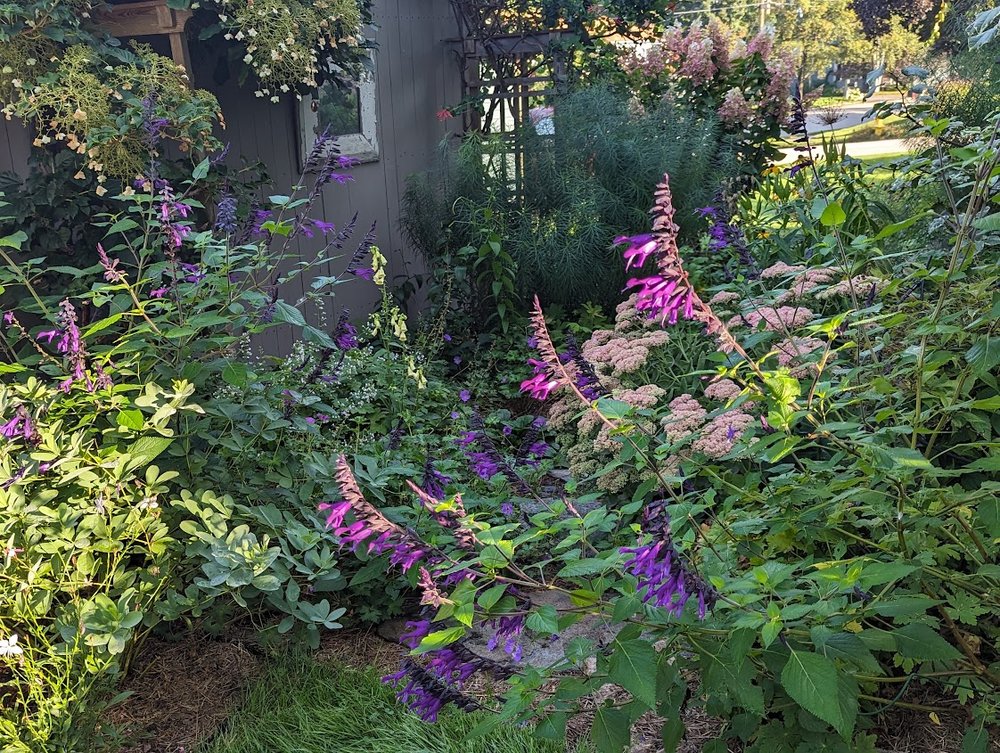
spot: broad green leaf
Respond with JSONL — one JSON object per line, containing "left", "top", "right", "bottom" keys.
{"left": 961, "top": 724, "right": 989, "bottom": 753}
{"left": 972, "top": 212, "right": 1000, "bottom": 232}
{"left": 125, "top": 436, "right": 174, "bottom": 471}
{"left": 595, "top": 398, "right": 632, "bottom": 419}
{"left": 222, "top": 362, "right": 249, "bottom": 388}
{"left": 0, "top": 231, "right": 27, "bottom": 249}
{"left": 780, "top": 649, "right": 844, "bottom": 735}
{"left": 892, "top": 623, "right": 962, "bottom": 661}
{"left": 82, "top": 313, "right": 123, "bottom": 338}
{"left": 819, "top": 201, "right": 847, "bottom": 227}
{"left": 811, "top": 628, "right": 882, "bottom": 675}
{"left": 479, "top": 545, "right": 510, "bottom": 569}
{"left": 871, "top": 596, "right": 941, "bottom": 617}
{"left": 703, "top": 650, "right": 763, "bottom": 715}
{"left": 526, "top": 604, "right": 559, "bottom": 635}
{"left": 965, "top": 336, "right": 1000, "bottom": 374}
{"left": 535, "top": 712, "right": 567, "bottom": 740}
{"left": 874, "top": 211, "right": 928, "bottom": 239}
{"left": 477, "top": 583, "right": 507, "bottom": 610}
{"left": 558, "top": 557, "right": 617, "bottom": 577}
{"left": 971, "top": 396, "right": 1000, "bottom": 410}
{"left": 107, "top": 217, "right": 140, "bottom": 235}
{"left": 115, "top": 410, "right": 144, "bottom": 431}
{"left": 414, "top": 627, "right": 465, "bottom": 654}
{"left": 608, "top": 638, "right": 657, "bottom": 708}
{"left": 835, "top": 673, "right": 859, "bottom": 740}
{"left": 979, "top": 497, "right": 1000, "bottom": 538}
{"left": 661, "top": 717, "right": 685, "bottom": 753}
{"left": 192, "top": 157, "right": 211, "bottom": 181}
{"left": 591, "top": 707, "right": 630, "bottom": 753}
{"left": 873, "top": 446, "right": 932, "bottom": 470}
{"left": 272, "top": 301, "right": 306, "bottom": 327}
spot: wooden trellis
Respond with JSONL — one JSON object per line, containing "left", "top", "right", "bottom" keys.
{"left": 448, "top": 1, "right": 568, "bottom": 191}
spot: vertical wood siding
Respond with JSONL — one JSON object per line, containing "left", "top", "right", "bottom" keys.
{"left": 199, "top": 0, "right": 463, "bottom": 355}
{"left": 0, "top": 0, "right": 462, "bottom": 356}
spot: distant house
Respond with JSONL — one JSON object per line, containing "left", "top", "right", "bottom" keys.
{"left": 0, "top": 0, "right": 463, "bottom": 355}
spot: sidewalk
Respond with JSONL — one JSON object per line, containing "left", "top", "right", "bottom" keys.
{"left": 777, "top": 138, "right": 911, "bottom": 163}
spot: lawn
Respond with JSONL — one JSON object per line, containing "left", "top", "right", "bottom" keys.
{"left": 198, "top": 655, "right": 570, "bottom": 753}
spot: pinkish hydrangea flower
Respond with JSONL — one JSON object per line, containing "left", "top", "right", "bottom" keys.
{"left": 718, "top": 88, "right": 756, "bottom": 127}
{"left": 703, "top": 378, "right": 743, "bottom": 402}
{"left": 760, "top": 261, "right": 806, "bottom": 279}
{"left": 662, "top": 394, "right": 707, "bottom": 443}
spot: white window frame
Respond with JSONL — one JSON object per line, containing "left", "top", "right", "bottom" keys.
{"left": 299, "top": 71, "right": 379, "bottom": 166}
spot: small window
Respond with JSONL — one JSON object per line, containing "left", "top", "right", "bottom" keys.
{"left": 300, "top": 71, "right": 378, "bottom": 165}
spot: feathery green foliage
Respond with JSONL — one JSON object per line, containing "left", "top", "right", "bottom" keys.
{"left": 402, "top": 87, "right": 735, "bottom": 318}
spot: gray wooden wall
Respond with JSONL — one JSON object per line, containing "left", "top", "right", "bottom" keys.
{"left": 0, "top": 0, "right": 462, "bottom": 357}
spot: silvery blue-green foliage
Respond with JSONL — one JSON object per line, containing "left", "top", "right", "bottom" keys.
{"left": 968, "top": 4, "right": 1000, "bottom": 48}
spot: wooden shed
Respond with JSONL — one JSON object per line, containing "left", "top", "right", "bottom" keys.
{"left": 0, "top": 0, "right": 463, "bottom": 355}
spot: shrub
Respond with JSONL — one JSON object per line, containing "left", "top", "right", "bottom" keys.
{"left": 402, "top": 87, "right": 733, "bottom": 322}
{"left": 618, "top": 20, "right": 796, "bottom": 174}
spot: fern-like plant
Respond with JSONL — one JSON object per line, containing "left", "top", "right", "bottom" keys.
{"left": 402, "top": 86, "right": 736, "bottom": 320}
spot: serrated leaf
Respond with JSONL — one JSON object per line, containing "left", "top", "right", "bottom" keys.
{"left": 591, "top": 707, "right": 630, "bottom": 753}
{"left": 835, "top": 673, "right": 859, "bottom": 740}
{"left": 526, "top": 604, "right": 559, "bottom": 635}
{"left": 780, "top": 649, "right": 844, "bottom": 735}
{"left": 608, "top": 638, "right": 657, "bottom": 708}
{"left": 811, "top": 628, "right": 882, "bottom": 675}
{"left": 892, "top": 623, "right": 962, "bottom": 661}
{"left": 558, "top": 557, "right": 617, "bottom": 577}
{"left": 272, "top": 301, "right": 306, "bottom": 327}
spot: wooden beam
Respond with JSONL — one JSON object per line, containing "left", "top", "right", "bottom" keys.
{"left": 95, "top": 0, "right": 194, "bottom": 71}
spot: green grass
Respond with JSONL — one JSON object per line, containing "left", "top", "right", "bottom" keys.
{"left": 773, "top": 115, "right": 908, "bottom": 150}
{"left": 197, "top": 655, "right": 570, "bottom": 753}
{"left": 816, "top": 115, "right": 908, "bottom": 143}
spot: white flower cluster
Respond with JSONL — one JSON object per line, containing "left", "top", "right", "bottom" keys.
{"left": 213, "top": 0, "right": 365, "bottom": 101}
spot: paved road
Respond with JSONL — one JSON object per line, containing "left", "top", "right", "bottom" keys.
{"left": 777, "top": 138, "right": 911, "bottom": 164}
{"left": 805, "top": 101, "right": 875, "bottom": 134}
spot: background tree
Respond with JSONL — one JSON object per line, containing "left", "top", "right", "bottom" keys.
{"left": 770, "top": 0, "right": 869, "bottom": 80}
{"left": 850, "top": 0, "right": 945, "bottom": 39}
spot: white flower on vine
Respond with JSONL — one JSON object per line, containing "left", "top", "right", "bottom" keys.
{"left": 0, "top": 634, "right": 23, "bottom": 656}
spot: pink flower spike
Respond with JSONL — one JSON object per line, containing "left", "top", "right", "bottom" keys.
{"left": 622, "top": 239, "right": 659, "bottom": 270}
